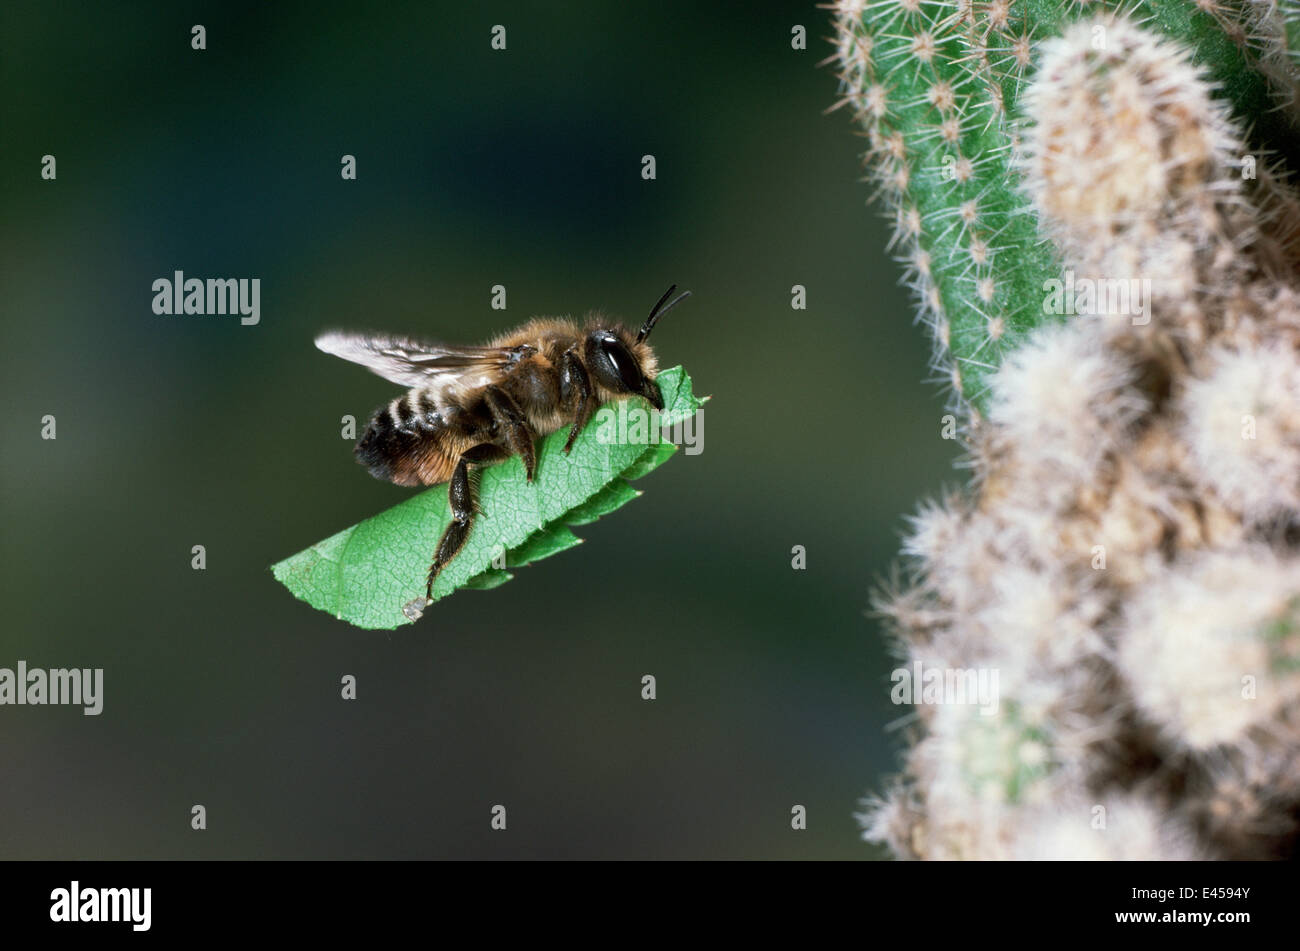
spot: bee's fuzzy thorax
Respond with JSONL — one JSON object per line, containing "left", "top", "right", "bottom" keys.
{"left": 487, "top": 314, "right": 659, "bottom": 381}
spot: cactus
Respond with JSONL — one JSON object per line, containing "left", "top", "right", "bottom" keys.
{"left": 833, "top": 4, "right": 1300, "bottom": 859}
{"left": 830, "top": 0, "right": 1300, "bottom": 414}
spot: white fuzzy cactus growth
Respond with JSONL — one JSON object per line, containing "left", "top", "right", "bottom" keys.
{"left": 864, "top": 17, "right": 1300, "bottom": 860}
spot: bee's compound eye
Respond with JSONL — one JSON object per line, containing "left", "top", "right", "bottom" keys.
{"left": 590, "top": 333, "right": 644, "bottom": 393}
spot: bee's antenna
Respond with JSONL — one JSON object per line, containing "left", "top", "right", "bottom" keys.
{"left": 637, "top": 284, "right": 691, "bottom": 344}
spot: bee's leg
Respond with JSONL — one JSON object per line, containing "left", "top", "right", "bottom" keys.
{"left": 559, "top": 349, "right": 595, "bottom": 454}
{"left": 403, "top": 456, "right": 477, "bottom": 622}
{"left": 483, "top": 385, "right": 538, "bottom": 482}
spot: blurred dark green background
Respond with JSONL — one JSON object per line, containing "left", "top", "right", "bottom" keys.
{"left": 0, "top": 1, "right": 955, "bottom": 858}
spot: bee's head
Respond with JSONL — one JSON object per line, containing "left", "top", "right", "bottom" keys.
{"left": 584, "top": 285, "right": 690, "bottom": 412}
{"left": 584, "top": 329, "right": 663, "bottom": 409}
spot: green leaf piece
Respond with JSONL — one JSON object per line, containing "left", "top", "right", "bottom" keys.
{"left": 563, "top": 481, "right": 642, "bottom": 527}
{"left": 272, "top": 366, "right": 704, "bottom": 629}
{"left": 461, "top": 568, "right": 513, "bottom": 591}
{"left": 504, "top": 522, "right": 584, "bottom": 567}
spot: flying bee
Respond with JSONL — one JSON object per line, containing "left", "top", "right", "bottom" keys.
{"left": 315, "top": 284, "right": 692, "bottom": 621}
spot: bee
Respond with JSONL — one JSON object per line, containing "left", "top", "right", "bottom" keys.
{"left": 315, "top": 285, "right": 692, "bottom": 621}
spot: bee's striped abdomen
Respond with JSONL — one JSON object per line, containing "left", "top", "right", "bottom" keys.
{"left": 356, "top": 389, "right": 461, "bottom": 487}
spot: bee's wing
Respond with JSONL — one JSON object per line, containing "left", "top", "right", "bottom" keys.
{"left": 314, "top": 331, "right": 516, "bottom": 388}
